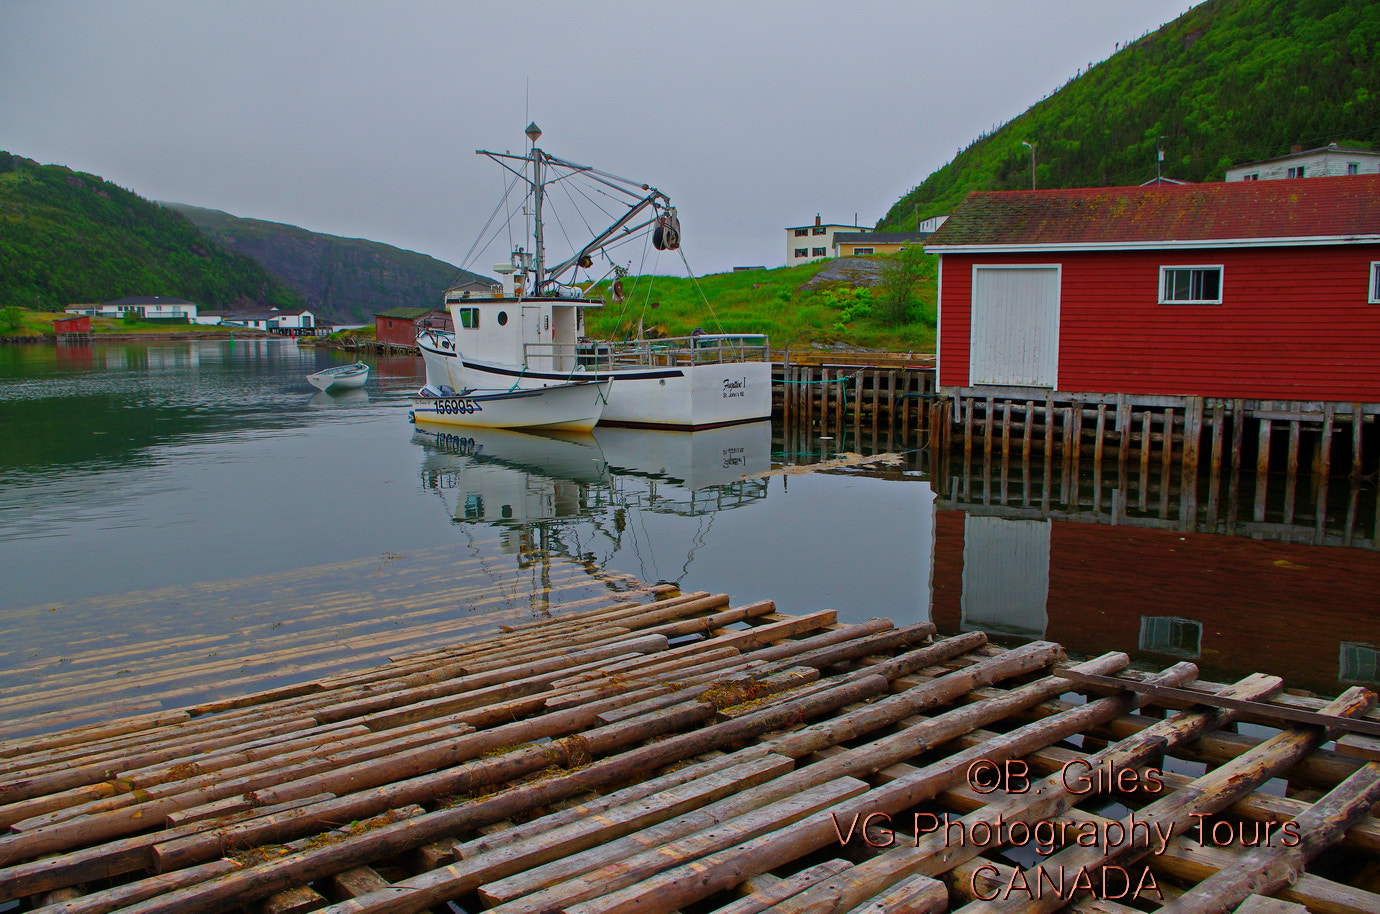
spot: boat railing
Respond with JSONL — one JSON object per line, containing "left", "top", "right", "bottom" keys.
{"left": 524, "top": 335, "right": 770, "bottom": 371}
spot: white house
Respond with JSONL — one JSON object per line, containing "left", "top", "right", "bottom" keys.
{"left": 1226, "top": 143, "right": 1380, "bottom": 181}
{"left": 785, "top": 216, "right": 869, "bottom": 267}
{"left": 66, "top": 296, "right": 199, "bottom": 320}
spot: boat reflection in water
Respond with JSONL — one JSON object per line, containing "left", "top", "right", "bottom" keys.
{"left": 412, "top": 421, "right": 770, "bottom": 580}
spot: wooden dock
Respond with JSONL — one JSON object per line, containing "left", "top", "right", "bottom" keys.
{"left": 4, "top": 590, "right": 1380, "bottom": 913}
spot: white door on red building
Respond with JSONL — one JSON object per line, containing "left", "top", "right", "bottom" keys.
{"left": 969, "top": 265, "right": 1060, "bottom": 387}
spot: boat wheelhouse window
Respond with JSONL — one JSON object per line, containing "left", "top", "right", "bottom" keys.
{"left": 458, "top": 308, "right": 479, "bottom": 329}
{"left": 1159, "top": 266, "right": 1222, "bottom": 304}
{"left": 497, "top": 311, "right": 509, "bottom": 326}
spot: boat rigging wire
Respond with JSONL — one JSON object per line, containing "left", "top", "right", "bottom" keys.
{"left": 458, "top": 170, "right": 523, "bottom": 274}
{"left": 676, "top": 248, "right": 726, "bottom": 334}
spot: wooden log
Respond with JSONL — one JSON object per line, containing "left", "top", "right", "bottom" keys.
{"left": 846, "top": 874, "right": 948, "bottom": 914}
{"left": 1023, "top": 400, "right": 1034, "bottom": 462}
{"left": 967, "top": 686, "right": 1377, "bottom": 914}
{"left": 1116, "top": 394, "right": 1131, "bottom": 468}
{"left": 326, "top": 867, "right": 392, "bottom": 900}
{"left": 513, "top": 778, "right": 873, "bottom": 913}
{"left": 462, "top": 753, "right": 799, "bottom": 906}
{"left": 1318, "top": 401, "right": 1335, "bottom": 478}
{"left": 1258, "top": 417, "right": 1273, "bottom": 477}
{"left": 1352, "top": 402, "right": 1364, "bottom": 481}
{"left": 964, "top": 397, "right": 974, "bottom": 460}
{"left": 259, "top": 884, "right": 326, "bottom": 914}
{"left": 1287, "top": 418, "right": 1301, "bottom": 478}
{"left": 1140, "top": 408, "right": 1152, "bottom": 475}
{"left": 1157, "top": 761, "right": 1380, "bottom": 914}
{"left": 776, "top": 672, "right": 1284, "bottom": 912}
{"left": 983, "top": 396, "right": 994, "bottom": 462}
{"left": 117, "top": 672, "right": 900, "bottom": 914}
{"left": 713, "top": 860, "right": 853, "bottom": 914}
{"left": 1151, "top": 837, "right": 1380, "bottom": 914}
{"left": 552, "top": 663, "right": 1199, "bottom": 914}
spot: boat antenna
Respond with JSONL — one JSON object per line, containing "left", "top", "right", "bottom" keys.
{"left": 526, "top": 121, "right": 544, "bottom": 294}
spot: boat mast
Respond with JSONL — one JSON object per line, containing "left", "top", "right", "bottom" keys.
{"left": 526, "top": 121, "right": 544, "bottom": 294}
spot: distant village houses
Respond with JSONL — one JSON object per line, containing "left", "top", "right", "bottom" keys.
{"left": 785, "top": 216, "right": 947, "bottom": 265}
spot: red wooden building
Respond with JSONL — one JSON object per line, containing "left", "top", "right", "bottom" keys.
{"left": 925, "top": 175, "right": 1380, "bottom": 403}
{"left": 374, "top": 308, "right": 449, "bottom": 348}
{"left": 53, "top": 314, "right": 91, "bottom": 340}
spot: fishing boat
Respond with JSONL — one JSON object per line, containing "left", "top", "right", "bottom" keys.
{"left": 409, "top": 379, "right": 611, "bottom": 433}
{"left": 306, "top": 361, "right": 369, "bottom": 392}
{"left": 419, "top": 123, "right": 772, "bottom": 430}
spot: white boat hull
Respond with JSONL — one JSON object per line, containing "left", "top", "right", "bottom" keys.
{"left": 306, "top": 362, "right": 369, "bottom": 392}
{"left": 430, "top": 353, "right": 771, "bottom": 430}
{"left": 410, "top": 380, "right": 611, "bottom": 433}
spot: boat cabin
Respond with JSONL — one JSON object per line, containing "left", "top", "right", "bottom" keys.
{"left": 443, "top": 287, "right": 599, "bottom": 374}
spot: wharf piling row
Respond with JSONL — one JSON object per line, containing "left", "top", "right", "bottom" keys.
{"left": 3, "top": 591, "right": 1379, "bottom": 913}
{"left": 772, "top": 361, "right": 1379, "bottom": 486}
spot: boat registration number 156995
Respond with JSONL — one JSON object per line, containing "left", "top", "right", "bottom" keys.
{"left": 433, "top": 398, "right": 484, "bottom": 415}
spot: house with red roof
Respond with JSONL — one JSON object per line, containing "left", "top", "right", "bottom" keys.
{"left": 924, "top": 174, "right": 1380, "bottom": 404}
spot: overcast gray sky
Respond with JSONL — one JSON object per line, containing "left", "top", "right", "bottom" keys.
{"left": 1, "top": 0, "right": 1200, "bottom": 277}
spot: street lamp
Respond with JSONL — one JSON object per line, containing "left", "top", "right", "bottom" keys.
{"left": 1020, "top": 141, "right": 1037, "bottom": 190}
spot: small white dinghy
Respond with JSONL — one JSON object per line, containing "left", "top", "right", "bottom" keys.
{"left": 410, "top": 380, "right": 611, "bottom": 432}
{"left": 306, "top": 362, "right": 369, "bottom": 392}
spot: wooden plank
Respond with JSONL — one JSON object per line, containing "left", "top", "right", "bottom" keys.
{"left": 1054, "top": 670, "right": 1380, "bottom": 738}
{"left": 1258, "top": 417, "right": 1273, "bottom": 476}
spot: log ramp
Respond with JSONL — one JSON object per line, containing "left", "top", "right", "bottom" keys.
{"left": 2, "top": 590, "right": 1379, "bottom": 913}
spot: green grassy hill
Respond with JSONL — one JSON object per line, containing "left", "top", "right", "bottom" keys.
{"left": 585, "top": 255, "right": 937, "bottom": 352}
{"left": 881, "top": 0, "right": 1380, "bottom": 228}
{"left": 170, "top": 204, "right": 482, "bottom": 324}
{"left": 0, "top": 152, "right": 303, "bottom": 312}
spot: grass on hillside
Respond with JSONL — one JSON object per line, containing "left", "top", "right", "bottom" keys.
{"left": 584, "top": 254, "right": 936, "bottom": 353}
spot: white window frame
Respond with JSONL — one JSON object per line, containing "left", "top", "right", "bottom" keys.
{"left": 1371, "top": 263, "right": 1380, "bottom": 304}
{"left": 1159, "top": 265, "right": 1224, "bottom": 305}
{"left": 853, "top": 247, "right": 875, "bottom": 256}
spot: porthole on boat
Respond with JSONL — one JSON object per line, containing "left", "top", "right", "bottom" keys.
{"left": 497, "top": 311, "right": 509, "bottom": 326}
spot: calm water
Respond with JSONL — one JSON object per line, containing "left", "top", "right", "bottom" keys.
{"left": 1, "top": 339, "right": 1376, "bottom": 729}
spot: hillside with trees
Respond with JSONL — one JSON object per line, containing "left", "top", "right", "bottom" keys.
{"left": 170, "top": 205, "right": 485, "bottom": 324}
{"left": 880, "top": 0, "right": 1380, "bottom": 229}
{"left": 0, "top": 152, "right": 303, "bottom": 312}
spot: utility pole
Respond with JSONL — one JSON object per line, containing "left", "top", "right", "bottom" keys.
{"left": 1021, "top": 141, "right": 1037, "bottom": 190}
{"left": 1156, "top": 135, "right": 1166, "bottom": 183}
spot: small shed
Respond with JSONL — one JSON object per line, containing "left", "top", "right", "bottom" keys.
{"left": 924, "top": 174, "right": 1380, "bottom": 404}
{"left": 54, "top": 314, "right": 92, "bottom": 341}
{"left": 374, "top": 308, "right": 450, "bottom": 348}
